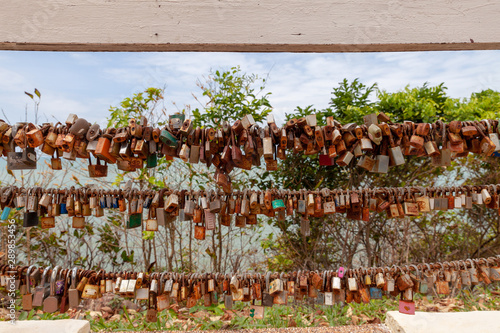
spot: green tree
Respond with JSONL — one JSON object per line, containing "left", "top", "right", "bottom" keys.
{"left": 107, "top": 87, "right": 166, "bottom": 128}
{"left": 192, "top": 66, "right": 272, "bottom": 128}
{"left": 265, "top": 79, "right": 500, "bottom": 271}
{"left": 189, "top": 66, "right": 272, "bottom": 272}
{"left": 377, "top": 82, "right": 449, "bottom": 123}
{"left": 103, "top": 67, "right": 273, "bottom": 273}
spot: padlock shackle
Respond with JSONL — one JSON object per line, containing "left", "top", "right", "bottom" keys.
{"left": 26, "top": 264, "right": 38, "bottom": 289}
{"left": 49, "top": 266, "right": 61, "bottom": 296}
{"left": 40, "top": 266, "right": 52, "bottom": 287}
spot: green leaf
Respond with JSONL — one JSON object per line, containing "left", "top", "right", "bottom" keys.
{"left": 142, "top": 231, "right": 155, "bottom": 240}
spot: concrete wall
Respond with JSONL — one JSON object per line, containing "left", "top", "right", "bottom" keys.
{"left": 1, "top": 0, "right": 500, "bottom": 52}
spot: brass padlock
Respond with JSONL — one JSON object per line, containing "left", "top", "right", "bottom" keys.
{"left": 108, "top": 137, "right": 122, "bottom": 159}
{"left": 269, "top": 277, "right": 283, "bottom": 296}
{"left": 113, "top": 128, "right": 129, "bottom": 144}
{"left": 146, "top": 216, "right": 158, "bottom": 231}
{"left": 374, "top": 152, "right": 390, "bottom": 174}
{"left": 168, "top": 113, "right": 185, "bottom": 130}
{"left": 47, "top": 148, "right": 62, "bottom": 170}
{"left": 133, "top": 139, "right": 148, "bottom": 158}
{"left": 385, "top": 273, "right": 395, "bottom": 293}
{"left": 95, "top": 132, "right": 117, "bottom": 164}
{"left": 72, "top": 216, "right": 85, "bottom": 229}
{"left": 165, "top": 192, "right": 179, "bottom": 213}
{"left": 241, "top": 191, "right": 251, "bottom": 215}
{"left": 210, "top": 191, "right": 221, "bottom": 213}
{"left": 26, "top": 124, "right": 44, "bottom": 148}
{"left": 347, "top": 274, "right": 358, "bottom": 291}
{"left": 367, "top": 124, "right": 382, "bottom": 145}
{"left": 263, "top": 136, "right": 273, "bottom": 160}
{"left": 388, "top": 134, "right": 405, "bottom": 166}
{"left": 241, "top": 114, "right": 255, "bottom": 129}
{"left": 65, "top": 113, "right": 78, "bottom": 126}
{"left": 82, "top": 275, "right": 101, "bottom": 299}
{"left": 82, "top": 195, "right": 92, "bottom": 216}
{"left": 416, "top": 193, "right": 430, "bottom": 212}
{"left": 67, "top": 118, "right": 90, "bottom": 138}
{"left": 61, "top": 132, "right": 76, "bottom": 152}
{"left": 324, "top": 195, "right": 336, "bottom": 214}
{"left": 315, "top": 127, "right": 324, "bottom": 148}
{"left": 76, "top": 272, "right": 88, "bottom": 294}
{"left": 375, "top": 271, "right": 385, "bottom": 289}
{"left": 478, "top": 130, "right": 496, "bottom": 156}
{"left": 66, "top": 268, "right": 79, "bottom": 309}
{"left": 342, "top": 130, "right": 356, "bottom": 147}
{"left": 194, "top": 223, "right": 206, "bottom": 240}
{"left": 179, "top": 119, "right": 193, "bottom": 136}
{"left": 481, "top": 188, "right": 492, "bottom": 205}
{"left": 2, "top": 128, "right": 13, "bottom": 151}
{"left": 44, "top": 125, "right": 58, "bottom": 148}
{"left": 88, "top": 156, "right": 108, "bottom": 178}
{"left": 245, "top": 191, "right": 258, "bottom": 212}
{"left": 7, "top": 147, "right": 36, "bottom": 170}
{"left": 32, "top": 266, "right": 51, "bottom": 307}
{"left": 424, "top": 139, "right": 439, "bottom": 156}
{"left": 43, "top": 266, "right": 62, "bottom": 313}
{"left": 135, "top": 286, "right": 149, "bottom": 300}
{"left": 190, "top": 131, "right": 201, "bottom": 164}
{"left": 183, "top": 194, "right": 195, "bottom": 216}
{"left": 156, "top": 207, "right": 170, "bottom": 226}
{"left": 435, "top": 273, "right": 450, "bottom": 295}
{"left": 205, "top": 209, "right": 216, "bottom": 230}
{"left": 129, "top": 118, "right": 143, "bottom": 138}
{"left": 336, "top": 150, "right": 353, "bottom": 166}
{"left": 145, "top": 300, "right": 158, "bottom": 323}
{"left": 118, "top": 276, "right": 129, "bottom": 295}
{"left": 22, "top": 265, "right": 38, "bottom": 311}
{"left": 41, "top": 215, "right": 55, "bottom": 229}
{"left": 396, "top": 269, "right": 414, "bottom": 291}
{"left": 357, "top": 155, "right": 376, "bottom": 171}
{"left": 38, "top": 190, "right": 52, "bottom": 208}
{"left": 13, "top": 123, "right": 28, "bottom": 148}
{"left": 178, "top": 143, "right": 190, "bottom": 162}
{"left": 403, "top": 193, "right": 419, "bottom": 216}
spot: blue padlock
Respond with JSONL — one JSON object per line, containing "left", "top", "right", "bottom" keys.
{"left": 143, "top": 197, "right": 151, "bottom": 209}
{"left": 100, "top": 196, "right": 106, "bottom": 209}
{"left": 1, "top": 207, "right": 11, "bottom": 220}
{"left": 369, "top": 287, "right": 383, "bottom": 299}
{"left": 60, "top": 203, "right": 68, "bottom": 214}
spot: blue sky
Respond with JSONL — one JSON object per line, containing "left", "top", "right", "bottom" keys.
{"left": 1, "top": 50, "right": 500, "bottom": 126}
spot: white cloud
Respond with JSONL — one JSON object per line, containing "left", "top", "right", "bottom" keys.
{"left": 36, "top": 94, "right": 94, "bottom": 123}
{"left": 0, "top": 67, "right": 28, "bottom": 91}
{"left": 371, "top": 51, "right": 500, "bottom": 97}
{"left": 2, "top": 50, "right": 500, "bottom": 128}
{"left": 68, "top": 53, "right": 103, "bottom": 67}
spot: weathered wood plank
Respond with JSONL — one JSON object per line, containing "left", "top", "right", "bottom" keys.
{"left": 1, "top": 0, "right": 499, "bottom": 52}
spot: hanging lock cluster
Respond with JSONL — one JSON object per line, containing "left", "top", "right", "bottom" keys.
{"left": 6, "top": 255, "right": 499, "bottom": 319}
{"left": 2, "top": 184, "right": 500, "bottom": 232}
{"left": 2, "top": 114, "right": 500, "bottom": 192}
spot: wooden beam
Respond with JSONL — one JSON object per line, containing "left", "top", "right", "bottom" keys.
{"left": 1, "top": 0, "right": 499, "bottom": 53}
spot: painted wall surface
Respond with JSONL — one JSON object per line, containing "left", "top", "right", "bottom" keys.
{"left": 1, "top": 0, "right": 500, "bottom": 52}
